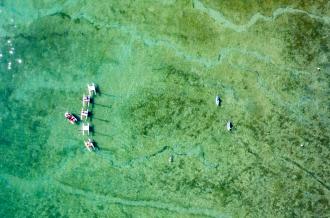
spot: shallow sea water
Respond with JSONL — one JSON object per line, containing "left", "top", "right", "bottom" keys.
{"left": 0, "top": 0, "right": 329, "bottom": 217}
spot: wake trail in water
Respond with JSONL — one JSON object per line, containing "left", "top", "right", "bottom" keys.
{"left": 63, "top": 12, "right": 313, "bottom": 77}
{"left": 94, "top": 146, "right": 171, "bottom": 168}
{"left": 173, "top": 144, "right": 219, "bottom": 169}
{"left": 12, "top": 9, "right": 314, "bottom": 78}
{"left": 95, "top": 143, "right": 219, "bottom": 171}
{"left": 53, "top": 180, "right": 228, "bottom": 218}
{"left": 193, "top": 0, "right": 330, "bottom": 32}
{"left": 282, "top": 157, "right": 330, "bottom": 191}
{"left": 0, "top": 174, "right": 227, "bottom": 218}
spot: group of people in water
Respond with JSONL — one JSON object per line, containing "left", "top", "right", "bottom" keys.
{"left": 65, "top": 83, "right": 98, "bottom": 152}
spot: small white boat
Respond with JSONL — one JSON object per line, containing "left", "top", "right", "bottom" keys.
{"left": 215, "top": 96, "right": 221, "bottom": 106}
{"left": 84, "top": 138, "right": 95, "bottom": 152}
{"left": 227, "top": 121, "right": 233, "bottom": 131}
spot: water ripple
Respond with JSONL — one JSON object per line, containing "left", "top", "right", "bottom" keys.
{"left": 193, "top": 0, "right": 330, "bottom": 32}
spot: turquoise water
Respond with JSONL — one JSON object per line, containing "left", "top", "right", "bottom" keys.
{"left": 0, "top": 0, "right": 329, "bottom": 217}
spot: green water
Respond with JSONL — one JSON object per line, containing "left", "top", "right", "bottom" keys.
{"left": 0, "top": 0, "right": 329, "bottom": 217}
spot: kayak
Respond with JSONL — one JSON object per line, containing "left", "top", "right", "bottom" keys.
{"left": 65, "top": 112, "right": 77, "bottom": 124}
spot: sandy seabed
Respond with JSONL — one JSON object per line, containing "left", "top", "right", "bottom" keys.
{"left": 0, "top": 0, "right": 329, "bottom": 217}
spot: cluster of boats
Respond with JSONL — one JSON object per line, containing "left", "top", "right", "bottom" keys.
{"left": 64, "top": 90, "right": 231, "bottom": 152}
{"left": 64, "top": 83, "right": 97, "bottom": 152}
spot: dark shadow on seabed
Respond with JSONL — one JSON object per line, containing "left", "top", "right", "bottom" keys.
{"left": 89, "top": 125, "right": 94, "bottom": 136}
{"left": 93, "top": 117, "right": 110, "bottom": 123}
{"left": 94, "top": 131, "right": 112, "bottom": 138}
{"left": 95, "top": 85, "right": 110, "bottom": 97}
{"left": 71, "top": 113, "right": 82, "bottom": 124}
{"left": 94, "top": 103, "right": 112, "bottom": 109}
{"left": 97, "top": 87, "right": 118, "bottom": 98}
{"left": 91, "top": 139, "right": 101, "bottom": 150}
{"left": 90, "top": 97, "right": 95, "bottom": 110}
{"left": 84, "top": 109, "right": 110, "bottom": 123}
{"left": 88, "top": 110, "right": 94, "bottom": 122}
{"left": 100, "top": 93, "right": 117, "bottom": 98}
{"left": 92, "top": 124, "right": 112, "bottom": 137}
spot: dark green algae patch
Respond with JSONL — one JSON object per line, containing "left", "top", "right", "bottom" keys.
{"left": 0, "top": 0, "right": 329, "bottom": 217}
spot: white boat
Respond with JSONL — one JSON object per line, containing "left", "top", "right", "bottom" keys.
{"left": 227, "top": 121, "right": 233, "bottom": 131}
{"left": 84, "top": 138, "right": 95, "bottom": 152}
{"left": 215, "top": 96, "right": 221, "bottom": 106}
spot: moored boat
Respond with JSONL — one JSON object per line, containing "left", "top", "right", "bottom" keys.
{"left": 84, "top": 138, "right": 95, "bottom": 152}
{"left": 65, "top": 112, "right": 77, "bottom": 124}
